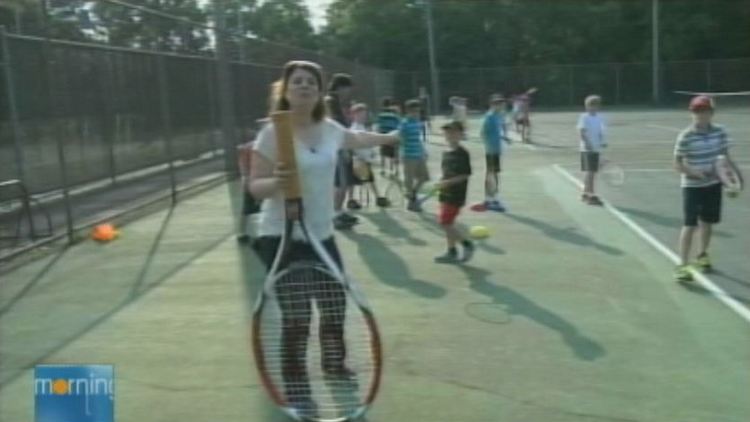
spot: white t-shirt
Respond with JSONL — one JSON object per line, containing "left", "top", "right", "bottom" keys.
{"left": 577, "top": 112, "right": 607, "bottom": 152}
{"left": 253, "top": 118, "right": 346, "bottom": 240}
{"left": 350, "top": 122, "right": 377, "bottom": 163}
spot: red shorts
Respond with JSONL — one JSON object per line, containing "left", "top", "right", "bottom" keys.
{"left": 438, "top": 203, "right": 461, "bottom": 225}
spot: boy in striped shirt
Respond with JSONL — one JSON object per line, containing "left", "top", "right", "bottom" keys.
{"left": 673, "top": 95, "right": 734, "bottom": 282}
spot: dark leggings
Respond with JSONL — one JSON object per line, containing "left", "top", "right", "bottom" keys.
{"left": 254, "top": 236, "right": 347, "bottom": 402}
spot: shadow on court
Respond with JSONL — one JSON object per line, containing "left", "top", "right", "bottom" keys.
{"left": 678, "top": 281, "right": 750, "bottom": 305}
{"left": 0, "top": 246, "right": 70, "bottom": 317}
{"left": 458, "top": 265, "right": 606, "bottom": 362}
{"left": 617, "top": 206, "right": 733, "bottom": 238}
{"left": 503, "top": 213, "right": 623, "bottom": 256}
{"left": 0, "top": 204, "right": 232, "bottom": 388}
{"left": 340, "top": 231, "right": 446, "bottom": 299}
{"left": 413, "top": 212, "right": 506, "bottom": 256}
{"left": 358, "top": 211, "right": 427, "bottom": 247}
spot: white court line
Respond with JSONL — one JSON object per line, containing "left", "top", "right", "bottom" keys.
{"left": 647, "top": 124, "right": 682, "bottom": 132}
{"left": 553, "top": 164, "right": 750, "bottom": 324}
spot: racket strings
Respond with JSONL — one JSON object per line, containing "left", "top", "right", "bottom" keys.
{"left": 257, "top": 263, "right": 379, "bottom": 420}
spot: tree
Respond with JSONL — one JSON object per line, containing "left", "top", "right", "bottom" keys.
{"left": 248, "top": 0, "right": 318, "bottom": 50}
{"left": 93, "top": 0, "right": 210, "bottom": 53}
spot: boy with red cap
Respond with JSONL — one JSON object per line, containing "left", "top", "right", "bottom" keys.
{"left": 673, "top": 95, "right": 735, "bottom": 282}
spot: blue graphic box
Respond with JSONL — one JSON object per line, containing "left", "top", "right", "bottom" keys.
{"left": 35, "top": 364, "right": 114, "bottom": 422}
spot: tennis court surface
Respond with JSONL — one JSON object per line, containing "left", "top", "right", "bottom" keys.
{"left": 2, "top": 108, "right": 749, "bottom": 422}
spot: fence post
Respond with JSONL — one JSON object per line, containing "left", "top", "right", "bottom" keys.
{"left": 157, "top": 55, "right": 177, "bottom": 205}
{"left": 705, "top": 61, "right": 712, "bottom": 91}
{"left": 1, "top": 27, "right": 27, "bottom": 188}
{"left": 568, "top": 65, "right": 575, "bottom": 106}
{"left": 206, "top": 59, "right": 218, "bottom": 157}
{"left": 615, "top": 64, "right": 622, "bottom": 105}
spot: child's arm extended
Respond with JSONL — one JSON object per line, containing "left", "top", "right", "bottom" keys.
{"left": 437, "top": 174, "right": 469, "bottom": 189}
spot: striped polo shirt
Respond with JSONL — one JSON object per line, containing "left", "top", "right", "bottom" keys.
{"left": 673, "top": 124, "right": 730, "bottom": 188}
{"left": 399, "top": 117, "right": 425, "bottom": 159}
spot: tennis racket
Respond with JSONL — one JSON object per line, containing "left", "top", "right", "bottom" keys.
{"left": 714, "top": 154, "right": 743, "bottom": 196}
{"left": 600, "top": 159, "right": 625, "bottom": 187}
{"left": 251, "top": 111, "right": 383, "bottom": 422}
{"left": 414, "top": 182, "right": 440, "bottom": 207}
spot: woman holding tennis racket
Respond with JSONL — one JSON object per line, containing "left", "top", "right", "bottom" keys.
{"left": 248, "top": 60, "right": 396, "bottom": 420}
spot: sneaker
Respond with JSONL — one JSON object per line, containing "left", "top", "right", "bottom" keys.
{"left": 462, "top": 242, "right": 475, "bottom": 262}
{"left": 434, "top": 250, "right": 460, "bottom": 264}
{"left": 339, "top": 213, "right": 359, "bottom": 223}
{"left": 581, "top": 193, "right": 590, "bottom": 202}
{"left": 376, "top": 197, "right": 391, "bottom": 208}
{"left": 695, "top": 253, "right": 712, "bottom": 273}
{"left": 288, "top": 398, "right": 319, "bottom": 419}
{"left": 333, "top": 215, "right": 356, "bottom": 230}
{"left": 586, "top": 195, "right": 603, "bottom": 206}
{"left": 674, "top": 265, "right": 693, "bottom": 283}
{"left": 347, "top": 199, "right": 362, "bottom": 210}
{"left": 407, "top": 200, "right": 422, "bottom": 213}
{"left": 486, "top": 200, "right": 506, "bottom": 212}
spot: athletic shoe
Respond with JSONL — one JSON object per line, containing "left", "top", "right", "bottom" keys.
{"left": 407, "top": 200, "right": 422, "bottom": 213}
{"left": 486, "top": 200, "right": 506, "bottom": 212}
{"left": 461, "top": 242, "right": 475, "bottom": 263}
{"left": 376, "top": 197, "right": 390, "bottom": 208}
{"left": 333, "top": 215, "right": 356, "bottom": 230}
{"left": 674, "top": 265, "right": 693, "bottom": 283}
{"left": 347, "top": 199, "right": 362, "bottom": 210}
{"left": 695, "top": 253, "right": 712, "bottom": 273}
{"left": 434, "top": 251, "right": 460, "bottom": 264}
{"left": 586, "top": 195, "right": 604, "bottom": 206}
{"left": 470, "top": 202, "right": 487, "bottom": 212}
{"left": 340, "top": 213, "right": 359, "bottom": 223}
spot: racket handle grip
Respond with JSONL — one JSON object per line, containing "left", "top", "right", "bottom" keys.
{"left": 271, "top": 111, "right": 302, "bottom": 200}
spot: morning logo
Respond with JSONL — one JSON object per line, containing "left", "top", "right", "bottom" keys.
{"left": 35, "top": 364, "right": 114, "bottom": 422}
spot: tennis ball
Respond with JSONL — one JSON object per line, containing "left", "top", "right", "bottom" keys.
{"left": 469, "top": 225, "right": 490, "bottom": 239}
{"left": 91, "top": 223, "right": 119, "bottom": 242}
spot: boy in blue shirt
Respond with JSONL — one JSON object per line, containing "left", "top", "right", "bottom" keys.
{"left": 480, "top": 94, "right": 511, "bottom": 211}
{"left": 400, "top": 99, "right": 430, "bottom": 212}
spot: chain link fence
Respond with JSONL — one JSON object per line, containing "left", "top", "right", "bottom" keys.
{"left": 394, "top": 58, "right": 750, "bottom": 111}
{"left": 0, "top": 22, "right": 394, "bottom": 254}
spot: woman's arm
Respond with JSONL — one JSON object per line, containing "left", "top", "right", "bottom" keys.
{"left": 249, "top": 152, "right": 297, "bottom": 199}
{"left": 342, "top": 129, "right": 399, "bottom": 150}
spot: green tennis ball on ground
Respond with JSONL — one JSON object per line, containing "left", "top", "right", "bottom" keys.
{"left": 469, "top": 225, "right": 490, "bottom": 239}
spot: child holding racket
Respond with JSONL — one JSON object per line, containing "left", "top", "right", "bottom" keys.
{"left": 673, "top": 95, "right": 733, "bottom": 282}
{"left": 480, "top": 94, "right": 510, "bottom": 212}
{"left": 577, "top": 95, "right": 607, "bottom": 206}
{"left": 434, "top": 120, "right": 474, "bottom": 263}
{"left": 400, "top": 99, "right": 430, "bottom": 212}
{"left": 249, "top": 61, "right": 397, "bottom": 415}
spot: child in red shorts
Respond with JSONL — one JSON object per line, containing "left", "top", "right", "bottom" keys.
{"left": 434, "top": 120, "right": 475, "bottom": 263}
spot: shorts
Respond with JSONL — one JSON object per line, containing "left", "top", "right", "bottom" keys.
{"left": 252, "top": 236, "right": 343, "bottom": 271}
{"left": 683, "top": 183, "right": 722, "bottom": 227}
{"left": 242, "top": 191, "right": 261, "bottom": 215}
{"left": 438, "top": 203, "right": 461, "bottom": 225}
{"left": 334, "top": 150, "right": 356, "bottom": 188}
{"left": 580, "top": 152, "right": 600, "bottom": 172}
{"left": 485, "top": 154, "right": 501, "bottom": 173}
{"left": 403, "top": 158, "right": 430, "bottom": 191}
{"left": 380, "top": 144, "right": 396, "bottom": 159}
{"left": 352, "top": 161, "right": 375, "bottom": 184}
